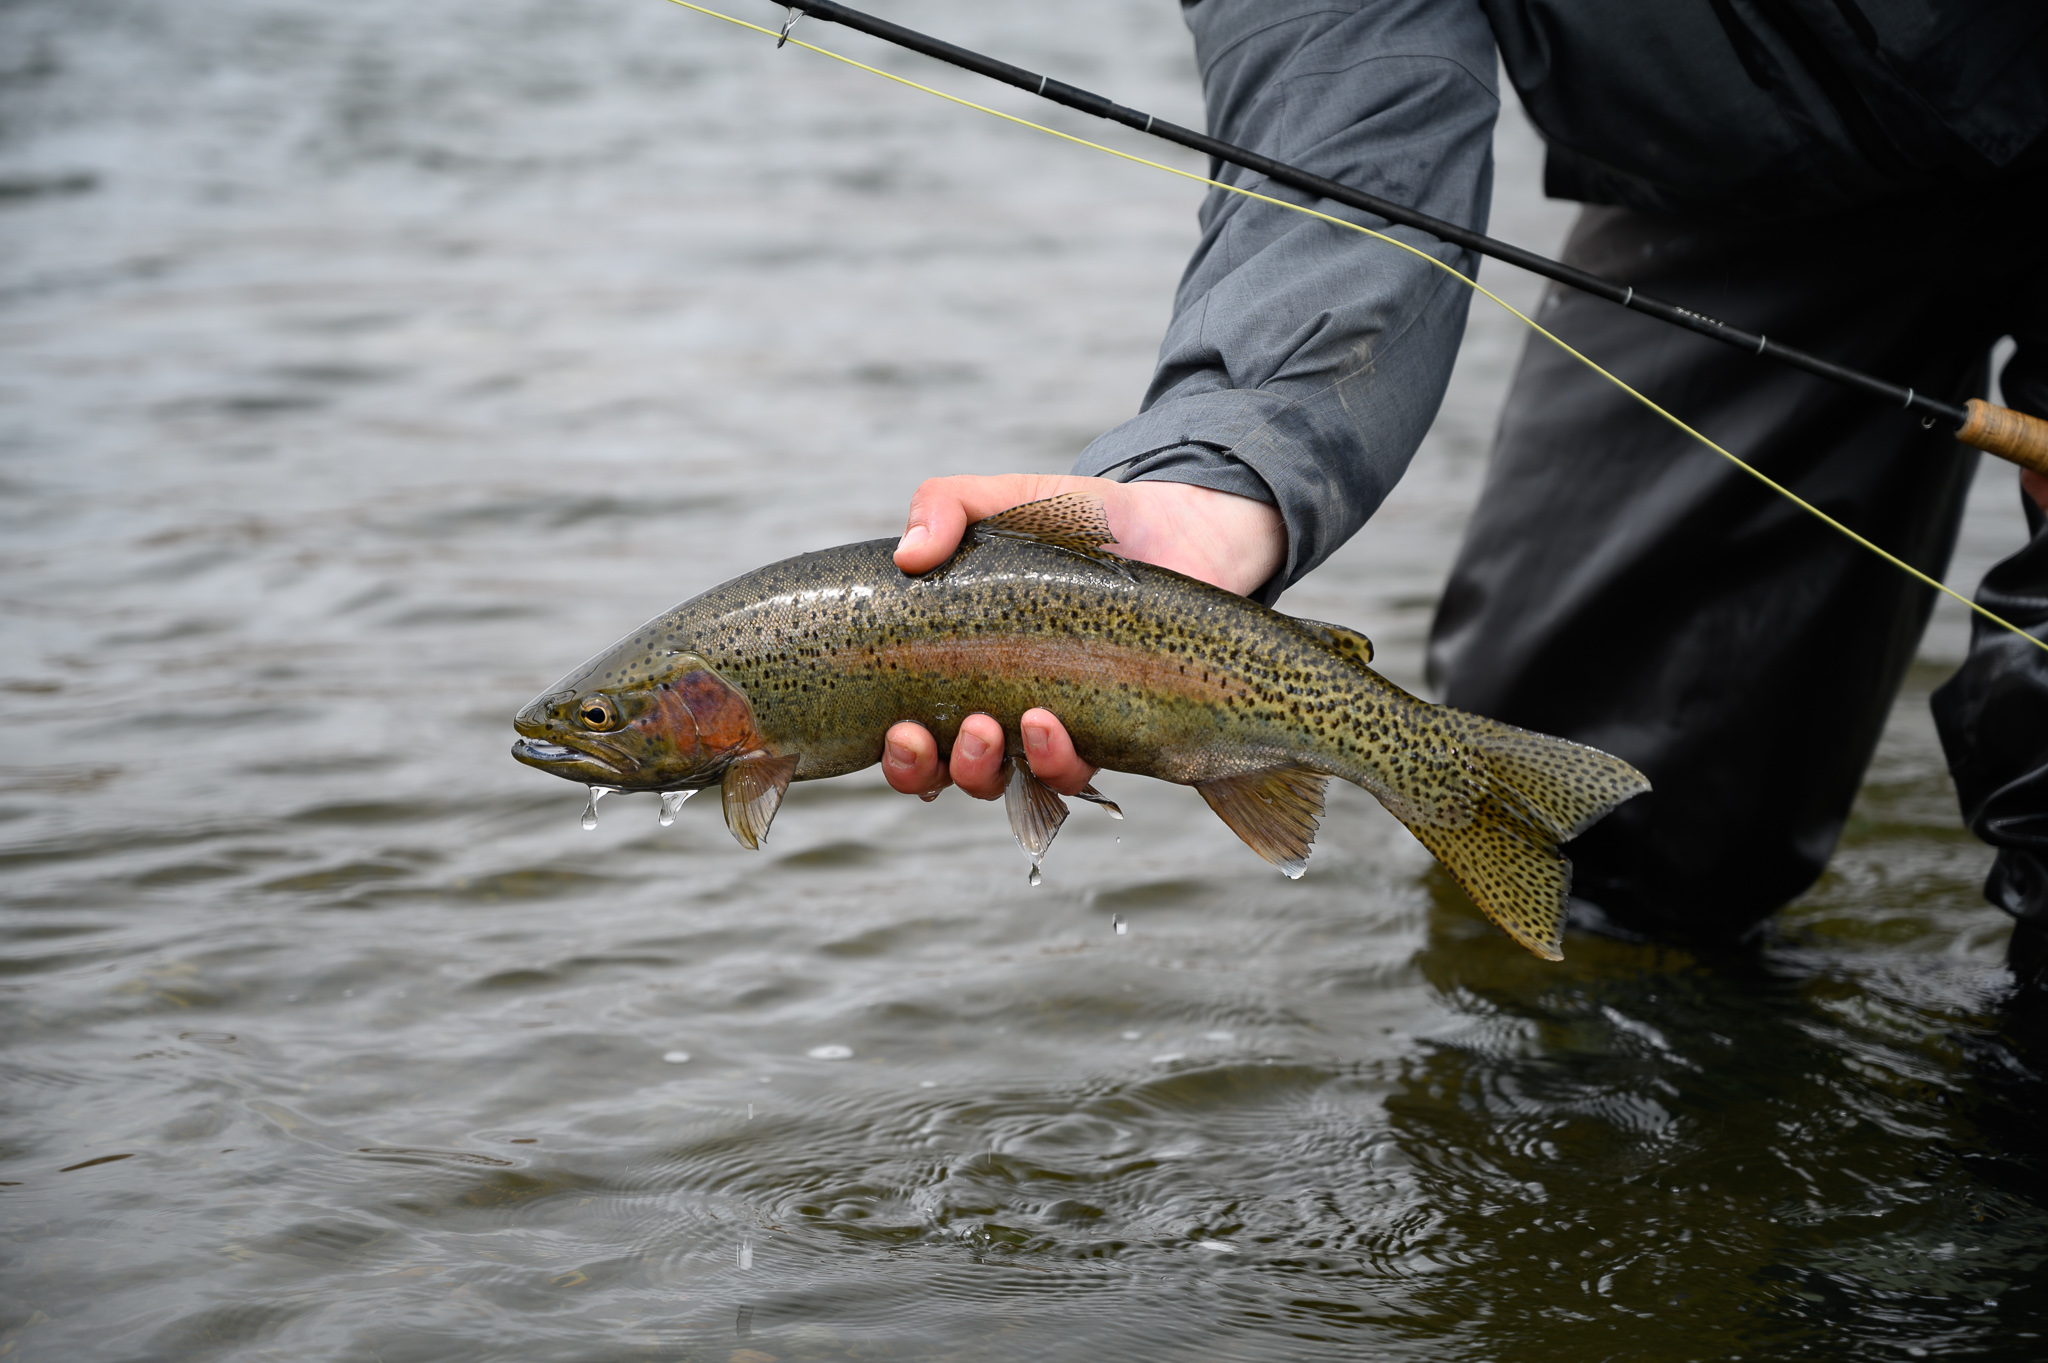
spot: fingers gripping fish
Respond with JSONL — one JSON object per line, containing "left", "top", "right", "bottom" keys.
{"left": 511, "top": 495, "right": 1648, "bottom": 960}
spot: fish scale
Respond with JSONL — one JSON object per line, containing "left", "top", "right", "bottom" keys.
{"left": 512, "top": 495, "right": 1649, "bottom": 959}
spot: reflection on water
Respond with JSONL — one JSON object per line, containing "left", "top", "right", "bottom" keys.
{"left": 2, "top": 0, "right": 2043, "bottom": 1359}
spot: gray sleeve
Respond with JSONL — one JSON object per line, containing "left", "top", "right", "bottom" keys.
{"left": 1074, "top": 0, "right": 1499, "bottom": 602}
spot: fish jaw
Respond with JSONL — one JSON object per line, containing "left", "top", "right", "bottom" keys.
{"left": 509, "top": 722, "right": 642, "bottom": 787}
{"left": 510, "top": 647, "right": 770, "bottom": 793}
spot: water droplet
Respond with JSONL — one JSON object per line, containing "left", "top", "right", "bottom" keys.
{"left": 580, "top": 785, "right": 617, "bottom": 831}
{"left": 1028, "top": 864, "right": 1042, "bottom": 887}
{"left": 739, "top": 1240, "right": 753, "bottom": 1271}
{"left": 662, "top": 1050, "right": 691, "bottom": 1064}
{"left": 807, "top": 1044, "right": 853, "bottom": 1060}
{"left": 1113, "top": 915, "right": 1127, "bottom": 935}
{"left": 658, "top": 789, "right": 693, "bottom": 827}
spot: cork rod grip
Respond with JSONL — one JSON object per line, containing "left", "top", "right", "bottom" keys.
{"left": 1959, "top": 399, "right": 2048, "bottom": 476}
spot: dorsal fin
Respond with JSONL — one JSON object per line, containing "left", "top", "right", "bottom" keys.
{"left": 1195, "top": 766, "right": 1329, "bottom": 879}
{"left": 972, "top": 493, "right": 1117, "bottom": 553}
{"left": 943, "top": 494, "right": 1133, "bottom": 583}
{"left": 721, "top": 750, "right": 799, "bottom": 850}
{"left": 1292, "top": 617, "right": 1375, "bottom": 666}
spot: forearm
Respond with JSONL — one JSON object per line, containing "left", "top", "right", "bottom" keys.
{"left": 1076, "top": 0, "right": 1498, "bottom": 602}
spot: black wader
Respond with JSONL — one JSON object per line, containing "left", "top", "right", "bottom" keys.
{"left": 1428, "top": 204, "right": 2048, "bottom": 978}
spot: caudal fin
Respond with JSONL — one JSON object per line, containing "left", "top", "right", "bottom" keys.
{"left": 1394, "top": 710, "right": 1649, "bottom": 960}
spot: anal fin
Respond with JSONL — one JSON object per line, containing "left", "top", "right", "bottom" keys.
{"left": 1196, "top": 767, "right": 1328, "bottom": 879}
{"left": 1004, "top": 756, "right": 1070, "bottom": 881}
{"left": 721, "top": 750, "right": 800, "bottom": 850}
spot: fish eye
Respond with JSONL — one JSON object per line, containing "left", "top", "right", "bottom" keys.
{"left": 576, "top": 695, "right": 619, "bottom": 730}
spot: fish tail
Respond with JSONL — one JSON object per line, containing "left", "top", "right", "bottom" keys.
{"left": 1389, "top": 708, "right": 1650, "bottom": 960}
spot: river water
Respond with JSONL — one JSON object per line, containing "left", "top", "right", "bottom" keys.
{"left": 3, "top": 1, "right": 2045, "bottom": 1359}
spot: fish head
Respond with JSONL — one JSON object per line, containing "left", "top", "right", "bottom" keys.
{"left": 511, "top": 641, "right": 762, "bottom": 792}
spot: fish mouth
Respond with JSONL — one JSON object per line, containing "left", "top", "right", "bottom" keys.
{"left": 511, "top": 736, "right": 637, "bottom": 780}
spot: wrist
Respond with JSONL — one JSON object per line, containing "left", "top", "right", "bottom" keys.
{"left": 1109, "top": 481, "right": 1285, "bottom": 597}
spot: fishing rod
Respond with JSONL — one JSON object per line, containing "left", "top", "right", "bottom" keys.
{"left": 762, "top": 0, "right": 2048, "bottom": 476}
{"left": 672, "top": 0, "right": 2048, "bottom": 652}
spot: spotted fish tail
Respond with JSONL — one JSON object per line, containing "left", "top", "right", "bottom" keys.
{"left": 1396, "top": 710, "right": 1650, "bottom": 960}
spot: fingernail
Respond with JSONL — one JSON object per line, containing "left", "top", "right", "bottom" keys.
{"left": 1023, "top": 725, "right": 1048, "bottom": 756}
{"left": 899, "top": 525, "right": 929, "bottom": 553}
{"left": 886, "top": 739, "right": 915, "bottom": 768}
{"left": 958, "top": 731, "right": 988, "bottom": 762}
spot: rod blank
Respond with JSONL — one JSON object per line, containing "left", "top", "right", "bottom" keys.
{"left": 771, "top": 0, "right": 2048, "bottom": 468}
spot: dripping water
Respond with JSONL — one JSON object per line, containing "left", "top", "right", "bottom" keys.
{"left": 580, "top": 785, "right": 618, "bottom": 831}
{"left": 659, "top": 789, "right": 693, "bottom": 826}
{"left": 5, "top": 5, "right": 2028, "bottom": 1355}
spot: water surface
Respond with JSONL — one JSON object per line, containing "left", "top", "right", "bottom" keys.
{"left": 3, "top": 1, "right": 2045, "bottom": 1358}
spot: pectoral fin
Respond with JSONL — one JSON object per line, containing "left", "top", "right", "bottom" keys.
{"left": 1004, "top": 756, "right": 1070, "bottom": 877}
{"left": 721, "top": 750, "right": 800, "bottom": 849}
{"left": 1195, "top": 767, "right": 1328, "bottom": 879}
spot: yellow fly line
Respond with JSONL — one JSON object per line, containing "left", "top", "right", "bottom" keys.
{"left": 667, "top": 0, "right": 2048, "bottom": 656}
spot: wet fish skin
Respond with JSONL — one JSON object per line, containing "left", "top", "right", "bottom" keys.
{"left": 512, "top": 496, "right": 1649, "bottom": 958}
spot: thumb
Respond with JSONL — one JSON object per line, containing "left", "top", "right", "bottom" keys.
{"left": 894, "top": 478, "right": 972, "bottom": 574}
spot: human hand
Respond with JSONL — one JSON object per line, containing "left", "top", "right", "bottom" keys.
{"left": 880, "top": 473, "right": 1285, "bottom": 803}
{"left": 890, "top": 473, "right": 1283, "bottom": 595}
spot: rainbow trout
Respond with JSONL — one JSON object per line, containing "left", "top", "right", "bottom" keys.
{"left": 511, "top": 495, "right": 1647, "bottom": 959}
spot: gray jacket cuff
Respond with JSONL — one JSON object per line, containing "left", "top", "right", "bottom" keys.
{"left": 1073, "top": 392, "right": 1298, "bottom": 605}
{"left": 1069, "top": 0, "right": 1498, "bottom": 606}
